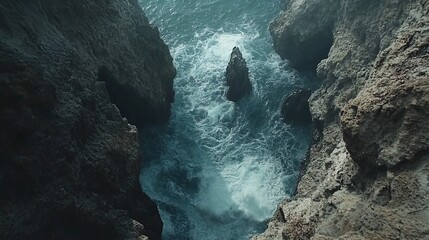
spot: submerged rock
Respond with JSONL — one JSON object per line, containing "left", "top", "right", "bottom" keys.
{"left": 225, "top": 47, "right": 252, "bottom": 102}
{"left": 280, "top": 89, "right": 312, "bottom": 124}
{"left": 0, "top": 0, "right": 174, "bottom": 239}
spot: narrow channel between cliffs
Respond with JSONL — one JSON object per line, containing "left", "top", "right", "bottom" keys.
{"left": 137, "top": 1, "right": 316, "bottom": 239}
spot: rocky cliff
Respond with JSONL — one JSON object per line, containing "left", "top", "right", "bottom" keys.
{"left": 255, "top": 0, "right": 429, "bottom": 239}
{"left": 0, "top": 0, "right": 175, "bottom": 239}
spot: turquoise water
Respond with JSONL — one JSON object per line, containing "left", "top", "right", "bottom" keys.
{"left": 138, "top": 1, "right": 313, "bottom": 239}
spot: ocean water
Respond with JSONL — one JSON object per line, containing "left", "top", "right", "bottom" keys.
{"left": 138, "top": 1, "right": 313, "bottom": 239}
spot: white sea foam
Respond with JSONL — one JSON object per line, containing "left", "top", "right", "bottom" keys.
{"left": 165, "top": 28, "right": 295, "bottom": 224}
{"left": 139, "top": 1, "right": 312, "bottom": 239}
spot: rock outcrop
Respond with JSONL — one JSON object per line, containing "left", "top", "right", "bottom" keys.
{"left": 269, "top": 0, "right": 338, "bottom": 71}
{"left": 280, "top": 89, "right": 312, "bottom": 124}
{"left": 0, "top": 0, "right": 175, "bottom": 239}
{"left": 255, "top": 0, "right": 429, "bottom": 239}
{"left": 225, "top": 47, "right": 252, "bottom": 102}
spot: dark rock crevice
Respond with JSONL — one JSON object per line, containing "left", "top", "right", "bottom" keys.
{"left": 98, "top": 65, "right": 172, "bottom": 125}
{"left": 274, "top": 29, "right": 334, "bottom": 71}
{"left": 269, "top": 0, "right": 339, "bottom": 71}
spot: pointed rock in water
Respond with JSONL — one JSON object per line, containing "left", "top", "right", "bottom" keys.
{"left": 225, "top": 47, "right": 252, "bottom": 102}
{"left": 281, "top": 89, "right": 312, "bottom": 124}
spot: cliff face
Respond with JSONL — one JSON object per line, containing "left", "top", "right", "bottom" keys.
{"left": 255, "top": 0, "right": 429, "bottom": 239}
{"left": 0, "top": 0, "right": 175, "bottom": 239}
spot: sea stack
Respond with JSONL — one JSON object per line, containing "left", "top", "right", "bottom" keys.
{"left": 225, "top": 47, "right": 252, "bottom": 102}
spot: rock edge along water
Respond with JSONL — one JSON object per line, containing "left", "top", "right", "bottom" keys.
{"left": 254, "top": 0, "right": 429, "bottom": 239}
{"left": 0, "top": 0, "right": 175, "bottom": 239}
{"left": 280, "top": 89, "right": 312, "bottom": 125}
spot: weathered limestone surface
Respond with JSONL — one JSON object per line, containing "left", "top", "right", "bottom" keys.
{"left": 254, "top": 0, "right": 429, "bottom": 239}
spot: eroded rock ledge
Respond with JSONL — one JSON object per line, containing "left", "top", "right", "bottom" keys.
{"left": 255, "top": 0, "right": 429, "bottom": 239}
{"left": 0, "top": 0, "right": 175, "bottom": 239}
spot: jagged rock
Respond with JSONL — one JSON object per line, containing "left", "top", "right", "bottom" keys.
{"left": 269, "top": 0, "right": 339, "bottom": 70}
{"left": 340, "top": 38, "right": 429, "bottom": 169}
{"left": 225, "top": 47, "right": 252, "bottom": 102}
{"left": 280, "top": 89, "right": 312, "bottom": 124}
{"left": 0, "top": 0, "right": 175, "bottom": 239}
{"left": 254, "top": 0, "right": 429, "bottom": 239}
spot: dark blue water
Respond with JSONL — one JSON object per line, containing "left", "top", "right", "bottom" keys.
{"left": 138, "top": 1, "right": 313, "bottom": 239}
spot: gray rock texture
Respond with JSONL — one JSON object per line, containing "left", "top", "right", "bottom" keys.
{"left": 270, "top": 0, "right": 339, "bottom": 70}
{"left": 0, "top": 0, "right": 175, "bottom": 239}
{"left": 225, "top": 47, "right": 252, "bottom": 102}
{"left": 254, "top": 0, "right": 429, "bottom": 239}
